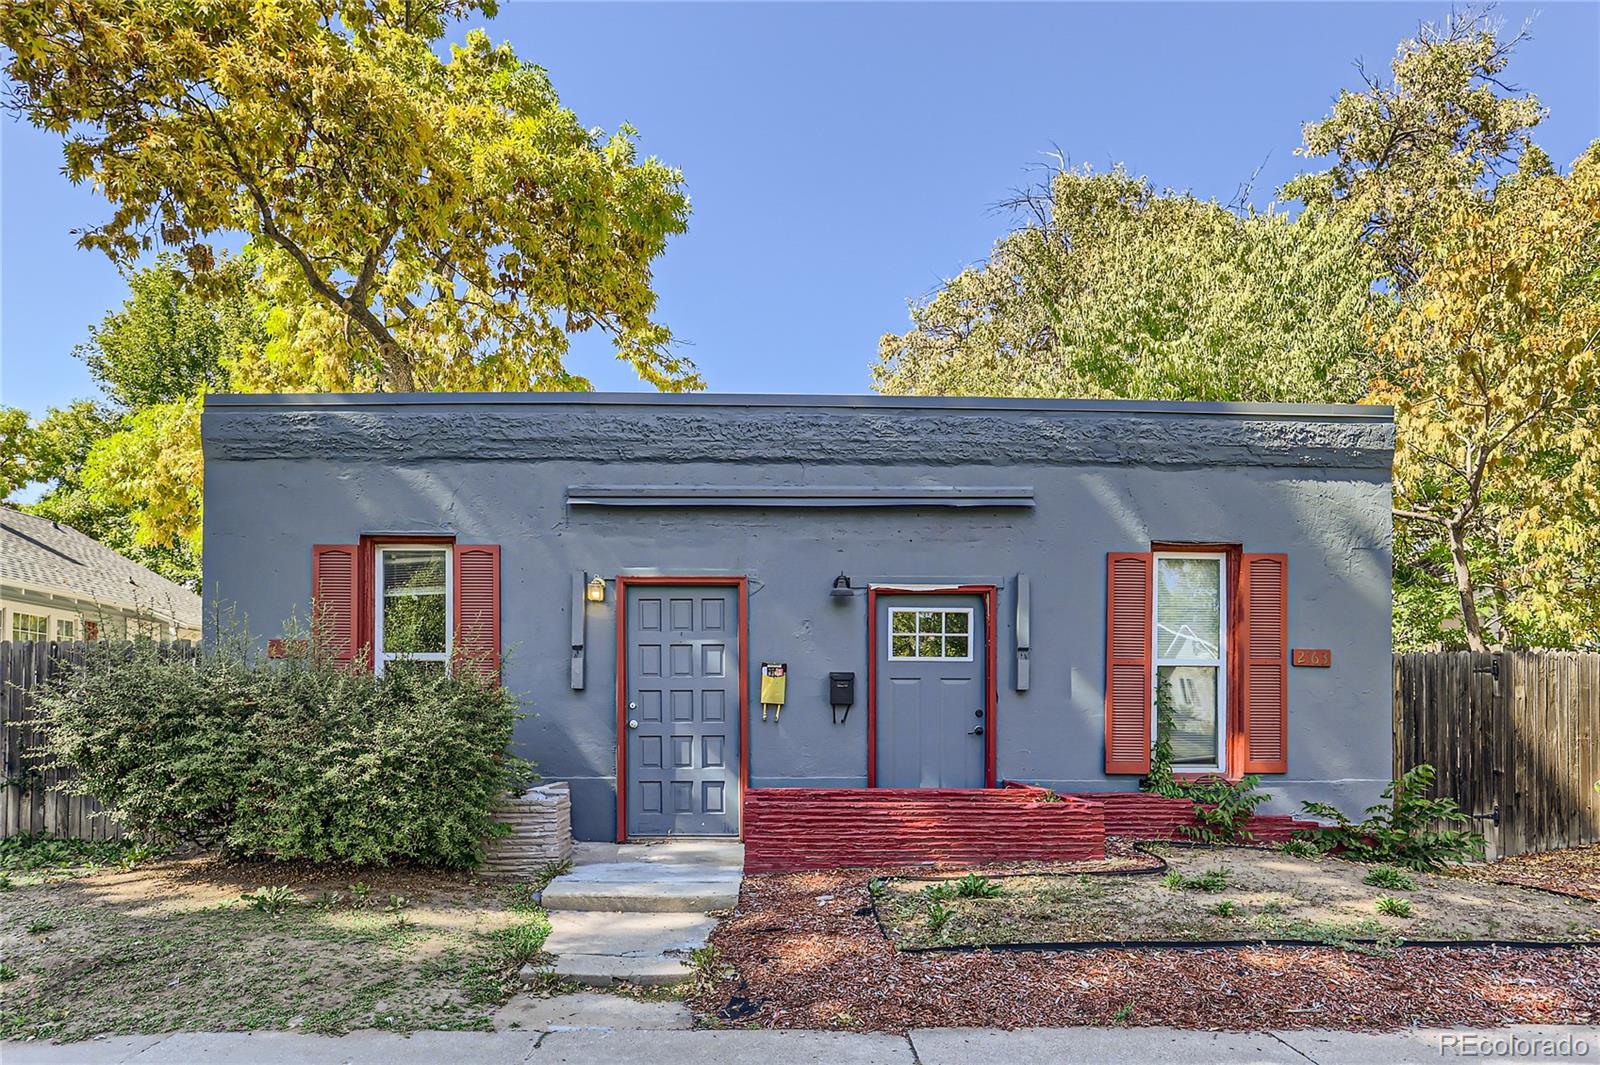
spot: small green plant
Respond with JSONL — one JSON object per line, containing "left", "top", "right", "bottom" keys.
{"left": 0, "top": 962, "right": 17, "bottom": 981}
{"left": 491, "top": 918, "right": 550, "bottom": 967}
{"left": 504, "top": 883, "right": 542, "bottom": 912}
{"left": 1111, "top": 1003, "right": 1134, "bottom": 1025}
{"left": 920, "top": 882, "right": 956, "bottom": 903}
{"left": 348, "top": 882, "right": 373, "bottom": 907}
{"left": 241, "top": 885, "right": 298, "bottom": 915}
{"left": 1145, "top": 678, "right": 1269, "bottom": 842}
{"left": 688, "top": 944, "right": 734, "bottom": 992}
{"left": 1298, "top": 764, "right": 1485, "bottom": 870}
{"left": 1211, "top": 900, "right": 1239, "bottom": 917}
{"left": 529, "top": 858, "right": 573, "bottom": 893}
{"left": 1363, "top": 866, "right": 1417, "bottom": 891}
{"left": 0, "top": 872, "right": 12, "bottom": 891}
{"left": 315, "top": 890, "right": 344, "bottom": 911}
{"left": 1260, "top": 900, "right": 1287, "bottom": 916}
{"left": 1278, "top": 838, "right": 1319, "bottom": 859}
{"left": 1375, "top": 895, "right": 1413, "bottom": 918}
{"left": 866, "top": 877, "right": 887, "bottom": 901}
{"left": 925, "top": 902, "right": 952, "bottom": 934}
{"left": 1162, "top": 867, "right": 1232, "bottom": 893}
{"left": 26, "top": 919, "right": 57, "bottom": 935}
{"left": 385, "top": 894, "right": 410, "bottom": 915}
{"left": 951, "top": 873, "right": 1003, "bottom": 899}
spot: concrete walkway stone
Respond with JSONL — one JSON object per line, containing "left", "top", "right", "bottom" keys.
{"left": 6, "top": 1024, "right": 1597, "bottom": 1064}
{"left": 494, "top": 991, "right": 693, "bottom": 1031}
{"left": 536, "top": 840, "right": 741, "bottom": 985}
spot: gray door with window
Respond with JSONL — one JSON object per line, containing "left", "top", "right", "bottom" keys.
{"left": 876, "top": 594, "right": 986, "bottom": 788}
{"left": 625, "top": 586, "right": 740, "bottom": 836}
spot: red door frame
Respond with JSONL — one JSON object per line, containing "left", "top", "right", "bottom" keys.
{"left": 614, "top": 575, "right": 751, "bottom": 842}
{"left": 866, "top": 585, "right": 999, "bottom": 788}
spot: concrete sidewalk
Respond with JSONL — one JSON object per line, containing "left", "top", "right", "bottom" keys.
{"left": 4, "top": 1024, "right": 1596, "bottom": 1064}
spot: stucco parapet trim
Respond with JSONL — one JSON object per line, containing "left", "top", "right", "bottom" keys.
{"left": 204, "top": 395, "right": 1395, "bottom": 469}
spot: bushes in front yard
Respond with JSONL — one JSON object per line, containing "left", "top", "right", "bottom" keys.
{"left": 28, "top": 632, "right": 532, "bottom": 867}
{"left": 1296, "top": 764, "right": 1484, "bottom": 871}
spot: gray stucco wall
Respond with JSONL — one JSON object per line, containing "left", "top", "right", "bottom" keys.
{"left": 202, "top": 393, "right": 1394, "bottom": 841}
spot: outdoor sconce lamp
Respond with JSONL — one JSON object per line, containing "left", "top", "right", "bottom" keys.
{"left": 830, "top": 572, "right": 853, "bottom": 600}
{"left": 586, "top": 575, "right": 607, "bottom": 603}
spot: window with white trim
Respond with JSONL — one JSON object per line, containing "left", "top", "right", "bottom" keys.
{"left": 56, "top": 619, "right": 76, "bottom": 639}
{"left": 888, "top": 607, "right": 973, "bottom": 660}
{"left": 375, "top": 545, "right": 452, "bottom": 677}
{"left": 11, "top": 612, "right": 47, "bottom": 641}
{"left": 1152, "top": 553, "right": 1227, "bottom": 772}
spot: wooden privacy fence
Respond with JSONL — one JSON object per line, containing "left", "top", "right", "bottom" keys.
{"left": 1, "top": 640, "right": 196, "bottom": 841}
{"left": 1394, "top": 650, "right": 1600, "bottom": 858}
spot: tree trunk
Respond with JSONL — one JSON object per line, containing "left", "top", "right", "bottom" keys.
{"left": 1445, "top": 521, "right": 1488, "bottom": 652}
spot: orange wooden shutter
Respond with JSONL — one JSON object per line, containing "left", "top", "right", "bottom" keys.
{"left": 311, "top": 544, "right": 359, "bottom": 662}
{"left": 1240, "top": 552, "right": 1289, "bottom": 774}
{"left": 1104, "top": 552, "right": 1153, "bottom": 774}
{"left": 453, "top": 544, "right": 501, "bottom": 681}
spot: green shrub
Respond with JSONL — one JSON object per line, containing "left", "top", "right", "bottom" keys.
{"left": 1145, "top": 677, "right": 1269, "bottom": 843}
{"left": 1296, "top": 765, "right": 1484, "bottom": 871}
{"left": 1363, "top": 865, "right": 1417, "bottom": 891}
{"left": 951, "top": 873, "right": 1003, "bottom": 899}
{"left": 1375, "top": 895, "right": 1412, "bottom": 918}
{"left": 28, "top": 628, "right": 532, "bottom": 867}
{"left": 925, "top": 902, "right": 953, "bottom": 933}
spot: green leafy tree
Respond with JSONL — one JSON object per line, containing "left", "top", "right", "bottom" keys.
{"left": 875, "top": 165, "right": 1388, "bottom": 403}
{"left": 76, "top": 258, "right": 264, "bottom": 409}
{"left": 0, "top": 0, "right": 695, "bottom": 393}
{"left": 1283, "top": 9, "right": 1546, "bottom": 289}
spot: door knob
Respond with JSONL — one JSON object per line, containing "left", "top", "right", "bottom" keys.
{"left": 628, "top": 719, "right": 639, "bottom": 729}
{"left": 970, "top": 725, "right": 984, "bottom": 736}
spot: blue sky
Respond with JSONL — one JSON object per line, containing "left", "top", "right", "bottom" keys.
{"left": 2, "top": 1, "right": 1597, "bottom": 417}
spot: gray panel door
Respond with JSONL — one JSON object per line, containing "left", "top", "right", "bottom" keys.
{"left": 625, "top": 585, "right": 740, "bottom": 836}
{"left": 876, "top": 594, "right": 987, "bottom": 788}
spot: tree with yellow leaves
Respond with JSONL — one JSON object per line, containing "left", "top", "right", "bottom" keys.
{"left": 1374, "top": 146, "right": 1600, "bottom": 649}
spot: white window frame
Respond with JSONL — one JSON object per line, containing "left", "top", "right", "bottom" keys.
{"left": 887, "top": 606, "right": 975, "bottom": 662}
{"left": 11, "top": 612, "right": 48, "bottom": 642}
{"left": 374, "top": 544, "right": 453, "bottom": 677}
{"left": 1151, "top": 551, "right": 1228, "bottom": 774}
{"left": 56, "top": 618, "right": 76, "bottom": 640}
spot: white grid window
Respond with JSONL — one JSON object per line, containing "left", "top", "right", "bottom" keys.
{"left": 375, "top": 545, "right": 452, "bottom": 677}
{"left": 56, "top": 619, "right": 76, "bottom": 639}
{"left": 11, "top": 613, "right": 47, "bottom": 641}
{"left": 888, "top": 607, "right": 974, "bottom": 661}
{"left": 1152, "top": 553, "right": 1228, "bottom": 773}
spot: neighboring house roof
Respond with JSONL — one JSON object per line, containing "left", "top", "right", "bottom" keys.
{"left": 0, "top": 507, "right": 201, "bottom": 629}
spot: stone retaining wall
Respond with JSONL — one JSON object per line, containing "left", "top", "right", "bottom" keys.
{"left": 482, "top": 782, "right": 573, "bottom": 879}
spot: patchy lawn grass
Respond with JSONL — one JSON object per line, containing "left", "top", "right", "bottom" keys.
{"left": 687, "top": 841, "right": 1600, "bottom": 1033}
{"left": 0, "top": 846, "right": 557, "bottom": 1042}
{"left": 875, "top": 847, "right": 1600, "bottom": 950}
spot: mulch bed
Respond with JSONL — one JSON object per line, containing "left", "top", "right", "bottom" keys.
{"left": 1468, "top": 844, "right": 1600, "bottom": 902}
{"left": 689, "top": 840, "right": 1600, "bottom": 1032}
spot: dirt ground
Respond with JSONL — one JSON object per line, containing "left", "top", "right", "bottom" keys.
{"left": 689, "top": 843, "right": 1600, "bottom": 1032}
{"left": 0, "top": 855, "right": 549, "bottom": 1041}
{"left": 877, "top": 846, "right": 1600, "bottom": 949}
{"left": 1469, "top": 843, "right": 1600, "bottom": 902}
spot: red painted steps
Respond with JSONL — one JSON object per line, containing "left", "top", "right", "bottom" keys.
{"left": 743, "top": 784, "right": 1322, "bottom": 873}
{"left": 743, "top": 785, "right": 1103, "bottom": 874}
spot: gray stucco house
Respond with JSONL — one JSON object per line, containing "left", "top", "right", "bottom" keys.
{"left": 202, "top": 392, "right": 1394, "bottom": 843}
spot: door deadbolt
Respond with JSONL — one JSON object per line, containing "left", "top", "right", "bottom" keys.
{"left": 628, "top": 702, "right": 636, "bottom": 710}
{"left": 628, "top": 719, "right": 639, "bottom": 729}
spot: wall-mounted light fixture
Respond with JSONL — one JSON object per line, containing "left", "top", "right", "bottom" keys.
{"left": 586, "top": 575, "right": 607, "bottom": 603}
{"left": 830, "top": 572, "right": 853, "bottom": 600}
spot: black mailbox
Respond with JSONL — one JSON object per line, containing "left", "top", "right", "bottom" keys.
{"left": 828, "top": 671, "right": 855, "bottom": 724}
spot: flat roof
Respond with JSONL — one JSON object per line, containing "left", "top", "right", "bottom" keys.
{"left": 206, "top": 391, "right": 1393, "bottom": 422}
